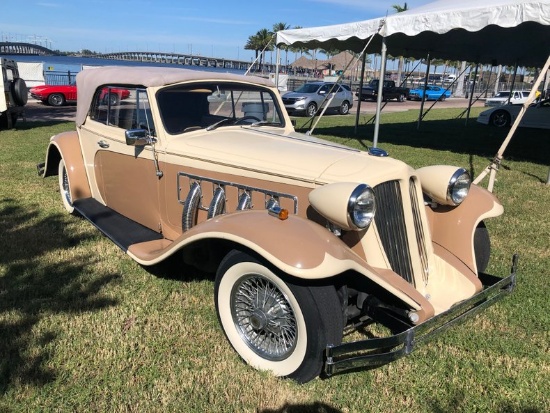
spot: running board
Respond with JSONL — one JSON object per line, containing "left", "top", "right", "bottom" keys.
{"left": 73, "top": 198, "right": 163, "bottom": 252}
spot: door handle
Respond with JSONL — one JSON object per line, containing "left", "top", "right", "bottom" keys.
{"left": 97, "top": 140, "right": 110, "bottom": 148}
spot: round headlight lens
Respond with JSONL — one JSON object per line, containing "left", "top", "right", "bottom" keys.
{"left": 348, "top": 184, "right": 376, "bottom": 230}
{"left": 448, "top": 169, "right": 471, "bottom": 205}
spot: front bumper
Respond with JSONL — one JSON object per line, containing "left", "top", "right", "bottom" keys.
{"left": 324, "top": 254, "right": 518, "bottom": 376}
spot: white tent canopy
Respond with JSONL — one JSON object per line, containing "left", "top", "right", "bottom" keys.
{"left": 275, "top": 0, "right": 550, "bottom": 190}
{"left": 276, "top": 0, "right": 550, "bottom": 67}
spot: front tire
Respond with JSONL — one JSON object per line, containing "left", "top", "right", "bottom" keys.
{"left": 474, "top": 221, "right": 491, "bottom": 273}
{"left": 48, "top": 93, "right": 66, "bottom": 106}
{"left": 58, "top": 159, "right": 75, "bottom": 214}
{"left": 490, "top": 110, "right": 511, "bottom": 127}
{"left": 306, "top": 102, "right": 317, "bottom": 117}
{"left": 214, "top": 250, "right": 343, "bottom": 383}
{"left": 339, "top": 100, "right": 350, "bottom": 115}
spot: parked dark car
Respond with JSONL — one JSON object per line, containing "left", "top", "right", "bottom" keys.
{"left": 356, "top": 79, "right": 409, "bottom": 102}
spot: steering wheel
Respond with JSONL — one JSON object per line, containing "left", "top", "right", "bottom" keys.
{"left": 234, "top": 115, "right": 262, "bottom": 124}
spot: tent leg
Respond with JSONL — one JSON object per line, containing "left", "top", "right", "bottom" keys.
{"left": 466, "top": 63, "right": 478, "bottom": 125}
{"left": 417, "top": 54, "right": 430, "bottom": 129}
{"left": 373, "top": 38, "right": 387, "bottom": 148}
{"left": 355, "top": 51, "right": 367, "bottom": 135}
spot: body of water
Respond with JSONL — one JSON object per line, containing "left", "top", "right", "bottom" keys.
{"left": 4, "top": 54, "right": 249, "bottom": 76}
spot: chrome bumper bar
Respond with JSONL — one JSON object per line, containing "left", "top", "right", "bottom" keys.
{"left": 324, "top": 254, "right": 518, "bottom": 376}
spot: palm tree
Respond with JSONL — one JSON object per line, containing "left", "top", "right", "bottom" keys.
{"left": 245, "top": 28, "right": 274, "bottom": 72}
{"left": 392, "top": 3, "right": 409, "bottom": 85}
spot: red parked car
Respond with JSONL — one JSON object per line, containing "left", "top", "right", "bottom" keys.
{"left": 30, "top": 82, "right": 130, "bottom": 106}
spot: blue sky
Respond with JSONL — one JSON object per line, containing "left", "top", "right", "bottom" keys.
{"left": 2, "top": 0, "right": 432, "bottom": 61}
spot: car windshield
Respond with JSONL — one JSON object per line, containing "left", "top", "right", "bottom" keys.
{"left": 494, "top": 92, "right": 510, "bottom": 97}
{"left": 294, "top": 83, "right": 322, "bottom": 94}
{"left": 157, "top": 82, "right": 284, "bottom": 134}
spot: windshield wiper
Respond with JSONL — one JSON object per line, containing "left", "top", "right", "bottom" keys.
{"left": 249, "top": 121, "right": 280, "bottom": 127}
{"left": 206, "top": 118, "right": 235, "bottom": 131}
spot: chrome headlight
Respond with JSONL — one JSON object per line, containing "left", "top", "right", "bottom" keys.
{"left": 347, "top": 184, "right": 376, "bottom": 230}
{"left": 308, "top": 182, "right": 376, "bottom": 232}
{"left": 416, "top": 165, "right": 471, "bottom": 206}
{"left": 448, "top": 168, "right": 471, "bottom": 205}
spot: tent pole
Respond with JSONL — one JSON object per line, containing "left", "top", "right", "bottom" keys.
{"left": 507, "top": 63, "right": 519, "bottom": 104}
{"left": 275, "top": 47, "right": 281, "bottom": 90}
{"left": 466, "top": 63, "right": 479, "bottom": 125}
{"left": 373, "top": 38, "right": 387, "bottom": 148}
{"left": 355, "top": 51, "right": 367, "bottom": 135}
{"left": 474, "top": 54, "right": 550, "bottom": 192}
{"left": 417, "top": 54, "right": 430, "bottom": 130}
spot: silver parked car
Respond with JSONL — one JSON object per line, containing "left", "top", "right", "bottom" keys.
{"left": 282, "top": 82, "right": 353, "bottom": 116}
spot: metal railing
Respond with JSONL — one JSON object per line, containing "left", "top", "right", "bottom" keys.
{"left": 43, "top": 70, "right": 78, "bottom": 85}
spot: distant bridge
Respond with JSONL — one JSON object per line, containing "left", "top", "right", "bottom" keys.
{"left": 0, "top": 42, "right": 57, "bottom": 56}
{"left": 100, "top": 51, "right": 278, "bottom": 72}
{"left": 0, "top": 42, "right": 281, "bottom": 72}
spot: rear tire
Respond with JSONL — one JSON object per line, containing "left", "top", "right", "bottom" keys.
{"left": 105, "top": 93, "right": 120, "bottom": 106}
{"left": 214, "top": 250, "right": 343, "bottom": 383}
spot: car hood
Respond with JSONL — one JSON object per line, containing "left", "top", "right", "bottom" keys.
{"left": 165, "top": 127, "right": 410, "bottom": 186}
{"left": 282, "top": 91, "right": 312, "bottom": 99}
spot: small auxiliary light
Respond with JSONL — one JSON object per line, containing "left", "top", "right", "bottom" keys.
{"left": 268, "top": 206, "right": 289, "bottom": 220}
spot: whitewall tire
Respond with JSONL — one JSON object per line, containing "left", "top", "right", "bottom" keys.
{"left": 58, "top": 159, "right": 75, "bottom": 214}
{"left": 214, "top": 250, "right": 343, "bottom": 383}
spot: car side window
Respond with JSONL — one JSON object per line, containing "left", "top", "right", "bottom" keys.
{"left": 90, "top": 86, "right": 155, "bottom": 135}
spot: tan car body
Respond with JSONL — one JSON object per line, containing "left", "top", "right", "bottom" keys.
{"left": 40, "top": 66, "right": 514, "bottom": 381}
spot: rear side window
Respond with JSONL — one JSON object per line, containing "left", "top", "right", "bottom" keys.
{"left": 90, "top": 86, "right": 155, "bottom": 135}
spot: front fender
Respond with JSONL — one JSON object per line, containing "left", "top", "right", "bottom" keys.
{"left": 43, "top": 130, "right": 91, "bottom": 202}
{"left": 427, "top": 184, "right": 503, "bottom": 273}
{"left": 127, "top": 210, "right": 432, "bottom": 316}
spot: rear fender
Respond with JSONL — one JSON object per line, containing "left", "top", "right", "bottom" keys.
{"left": 43, "top": 131, "right": 91, "bottom": 201}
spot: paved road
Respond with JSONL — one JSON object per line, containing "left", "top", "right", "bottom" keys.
{"left": 23, "top": 99, "right": 77, "bottom": 123}
{"left": 21, "top": 96, "right": 485, "bottom": 124}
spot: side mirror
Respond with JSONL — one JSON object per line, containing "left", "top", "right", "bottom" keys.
{"left": 125, "top": 129, "right": 153, "bottom": 146}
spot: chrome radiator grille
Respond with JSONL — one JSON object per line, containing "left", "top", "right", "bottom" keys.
{"left": 373, "top": 180, "right": 415, "bottom": 285}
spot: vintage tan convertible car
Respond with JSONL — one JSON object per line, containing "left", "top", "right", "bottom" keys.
{"left": 39, "top": 66, "right": 516, "bottom": 383}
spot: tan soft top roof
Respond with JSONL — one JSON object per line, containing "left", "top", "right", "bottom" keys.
{"left": 75, "top": 66, "right": 275, "bottom": 126}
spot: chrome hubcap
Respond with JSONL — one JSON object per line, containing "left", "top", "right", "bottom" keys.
{"left": 231, "top": 274, "right": 297, "bottom": 361}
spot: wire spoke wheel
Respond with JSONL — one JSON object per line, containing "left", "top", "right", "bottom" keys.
{"left": 232, "top": 274, "right": 297, "bottom": 361}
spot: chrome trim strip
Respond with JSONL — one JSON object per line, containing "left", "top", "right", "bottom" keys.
{"left": 177, "top": 172, "right": 298, "bottom": 214}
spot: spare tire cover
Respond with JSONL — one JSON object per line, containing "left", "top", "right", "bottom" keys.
{"left": 11, "top": 78, "right": 28, "bottom": 106}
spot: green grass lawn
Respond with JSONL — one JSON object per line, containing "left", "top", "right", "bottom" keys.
{"left": 1, "top": 108, "right": 548, "bottom": 412}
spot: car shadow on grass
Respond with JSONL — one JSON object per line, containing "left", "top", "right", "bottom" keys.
{"left": 0, "top": 198, "right": 119, "bottom": 394}
{"left": 306, "top": 117, "right": 549, "bottom": 167}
